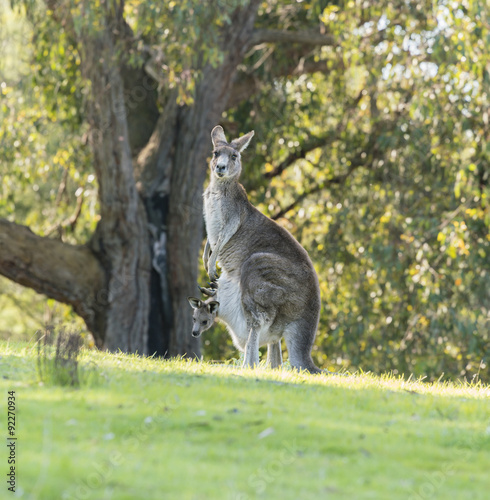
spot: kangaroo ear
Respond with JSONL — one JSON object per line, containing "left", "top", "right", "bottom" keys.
{"left": 231, "top": 130, "right": 254, "bottom": 153}
{"left": 187, "top": 297, "right": 202, "bottom": 309}
{"left": 211, "top": 126, "right": 228, "bottom": 147}
{"left": 207, "top": 301, "right": 219, "bottom": 314}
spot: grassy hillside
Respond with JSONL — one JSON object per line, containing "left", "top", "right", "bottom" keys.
{"left": 1, "top": 340, "right": 489, "bottom": 500}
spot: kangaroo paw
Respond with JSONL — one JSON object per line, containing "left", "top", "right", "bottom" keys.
{"left": 198, "top": 285, "right": 217, "bottom": 297}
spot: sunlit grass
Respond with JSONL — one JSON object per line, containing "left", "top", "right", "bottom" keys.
{"left": 7, "top": 338, "right": 488, "bottom": 399}
{"left": 1, "top": 340, "right": 489, "bottom": 500}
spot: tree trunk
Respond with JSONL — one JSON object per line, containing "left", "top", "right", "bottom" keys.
{"left": 77, "top": 11, "right": 152, "bottom": 353}
{"left": 0, "top": 1, "right": 260, "bottom": 357}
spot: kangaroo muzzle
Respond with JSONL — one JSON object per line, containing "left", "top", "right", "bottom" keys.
{"left": 192, "top": 329, "right": 201, "bottom": 338}
{"left": 216, "top": 165, "right": 226, "bottom": 177}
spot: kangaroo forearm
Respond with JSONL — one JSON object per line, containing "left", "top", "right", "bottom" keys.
{"left": 207, "top": 236, "right": 222, "bottom": 279}
{"left": 203, "top": 239, "right": 211, "bottom": 270}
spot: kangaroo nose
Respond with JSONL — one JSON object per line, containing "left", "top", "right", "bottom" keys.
{"left": 216, "top": 165, "right": 226, "bottom": 175}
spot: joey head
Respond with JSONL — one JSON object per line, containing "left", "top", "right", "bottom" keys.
{"left": 187, "top": 297, "right": 219, "bottom": 338}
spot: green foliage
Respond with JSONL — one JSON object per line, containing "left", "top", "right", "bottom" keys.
{"left": 208, "top": 0, "right": 490, "bottom": 382}
{"left": 125, "top": 0, "right": 248, "bottom": 102}
{"left": 0, "top": 1, "right": 97, "bottom": 331}
{"left": 0, "top": 1, "right": 96, "bottom": 243}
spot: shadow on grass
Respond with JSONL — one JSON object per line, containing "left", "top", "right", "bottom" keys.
{"left": 35, "top": 328, "right": 102, "bottom": 388}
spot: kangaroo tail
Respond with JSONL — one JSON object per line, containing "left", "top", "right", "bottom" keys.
{"left": 284, "top": 323, "right": 337, "bottom": 375}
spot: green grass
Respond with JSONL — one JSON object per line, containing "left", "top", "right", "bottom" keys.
{"left": 1, "top": 340, "right": 489, "bottom": 500}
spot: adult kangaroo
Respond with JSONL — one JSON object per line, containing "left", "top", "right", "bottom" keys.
{"left": 203, "top": 125, "right": 325, "bottom": 374}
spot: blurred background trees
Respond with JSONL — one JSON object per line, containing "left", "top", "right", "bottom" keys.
{"left": 1, "top": 0, "right": 488, "bottom": 381}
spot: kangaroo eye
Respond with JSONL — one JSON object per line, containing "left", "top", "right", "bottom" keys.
{"left": 202, "top": 320, "right": 208, "bottom": 326}
{"left": 213, "top": 151, "right": 219, "bottom": 158}
{"left": 231, "top": 154, "right": 237, "bottom": 161}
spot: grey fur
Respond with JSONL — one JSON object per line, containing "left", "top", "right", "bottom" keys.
{"left": 201, "top": 125, "right": 326, "bottom": 374}
{"left": 187, "top": 296, "right": 219, "bottom": 338}
{"left": 187, "top": 289, "right": 284, "bottom": 369}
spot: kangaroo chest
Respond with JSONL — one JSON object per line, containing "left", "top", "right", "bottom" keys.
{"left": 204, "top": 187, "right": 237, "bottom": 251}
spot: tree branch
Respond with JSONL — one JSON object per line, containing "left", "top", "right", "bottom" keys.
{"left": 226, "top": 29, "right": 339, "bottom": 108}
{"left": 228, "top": 25, "right": 390, "bottom": 109}
{"left": 264, "top": 134, "right": 334, "bottom": 180}
{"left": 0, "top": 219, "right": 106, "bottom": 337}
{"left": 271, "top": 133, "right": 378, "bottom": 221}
{"left": 248, "top": 29, "right": 337, "bottom": 48}
{"left": 226, "top": 58, "right": 333, "bottom": 109}
{"left": 271, "top": 170, "right": 353, "bottom": 220}
{"left": 44, "top": 194, "right": 84, "bottom": 237}
{"left": 265, "top": 90, "right": 365, "bottom": 179}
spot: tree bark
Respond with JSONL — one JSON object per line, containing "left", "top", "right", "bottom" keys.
{"left": 0, "top": 220, "right": 106, "bottom": 342}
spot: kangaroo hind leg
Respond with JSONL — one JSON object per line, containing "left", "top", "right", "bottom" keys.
{"left": 242, "top": 313, "right": 272, "bottom": 369}
{"left": 243, "top": 323, "right": 260, "bottom": 368}
{"left": 267, "top": 341, "right": 282, "bottom": 369}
